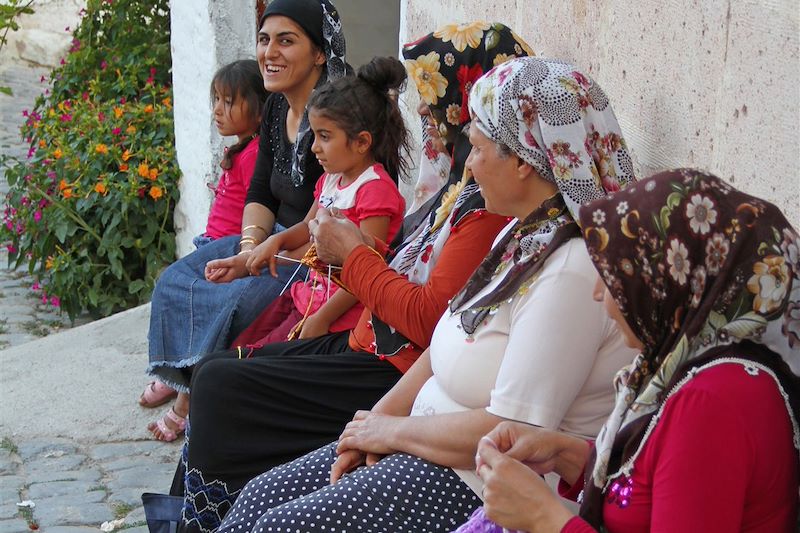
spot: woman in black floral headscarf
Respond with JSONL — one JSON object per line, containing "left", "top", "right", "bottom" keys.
{"left": 468, "top": 169, "right": 799, "bottom": 532}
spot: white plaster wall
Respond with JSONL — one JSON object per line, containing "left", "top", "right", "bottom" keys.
{"left": 170, "top": 0, "right": 256, "bottom": 257}
{"left": 400, "top": 0, "right": 800, "bottom": 227}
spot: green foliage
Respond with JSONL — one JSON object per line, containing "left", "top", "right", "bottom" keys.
{"left": 0, "top": 0, "right": 35, "bottom": 95}
{"left": 1, "top": 0, "right": 179, "bottom": 320}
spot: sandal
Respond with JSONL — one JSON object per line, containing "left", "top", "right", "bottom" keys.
{"left": 148, "top": 407, "right": 187, "bottom": 442}
{"left": 139, "top": 380, "right": 177, "bottom": 408}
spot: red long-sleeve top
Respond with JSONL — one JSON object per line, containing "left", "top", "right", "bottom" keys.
{"left": 344, "top": 211, "right": 509, "bottom": 373}
{"left": 561, "top": 362, "right": 798, "bottom": 532}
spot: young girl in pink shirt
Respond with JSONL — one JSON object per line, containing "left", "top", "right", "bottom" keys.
{"left": 199, "top": 59, "right": 268, "bottom": 245}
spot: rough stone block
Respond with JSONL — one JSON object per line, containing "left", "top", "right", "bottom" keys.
{"left": 26, "top": 480, "right": 98, "bottom": 500}
{"left": 34, "top": 501, "right": 114, "bottom": 528}
{"left": 25, "top": 467, "right": 101, "bottom": 485}
{"left": 0, "top": 519, "right": 30, "bottom": 533}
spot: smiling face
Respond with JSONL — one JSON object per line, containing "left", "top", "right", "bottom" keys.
{"left": 592, "top": 276, "right": 645, "bottom": 350}
{"left": 256, "top": 15, "right": 325, "bottom": 97}
{"left": 309, "top": 109, "right": 373, "bottom": 182}
{"left": 212, "top": 85, "right": 258, "bottom": 142}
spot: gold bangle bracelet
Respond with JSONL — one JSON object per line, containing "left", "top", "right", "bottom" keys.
{"left": 241, "top": 224, "right": 268, "bottom": 236}
{"left": 239, "top": 237, "right": 258, "bottom": 245}
{"left": 237, "top": 248, "right": 253, "bottom": 255}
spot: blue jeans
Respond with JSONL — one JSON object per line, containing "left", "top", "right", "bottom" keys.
{"left": 147, "top": 228, "right": 307, "bottom": 392}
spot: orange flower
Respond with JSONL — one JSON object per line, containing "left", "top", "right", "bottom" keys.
{"left": 119, "top": 163, "right": 129, "bottom": 172}
{"left": 161, "top": 97, "right": 171, "bottom": 108}
{"left": 53, "top": 148, "right": 63, "bottom": 159}
{"left": 137, "top": 162, "right": 149, "bottom": 178}
{"left": 94, "top": 183, "right": 107, "bottom": 195}
{"left": 126, "top": 125, "right": 137, "bottom": 134}
{"left": 113, "top": 107, "right": 123, "bottom": 118}
{"left": 144, "top": 104, "right": 154, "bottom": 113}
{"left": 95, "top": 144, "right": 109, "bottom": 155}
{"left": 122, "top": 149, "right": 132, "bottom": 161}
{"left": 45, "top": 256, "right": 54, "bottom": 269}
{"left": 149, "top": 186, "right": 163, "bottom": 200}
{"left": 58, "top": 179, "right": 68, "bottom": 191}
{"left": 148, "top": 168, "right": 158, "bottom": 180}
{"left": 38, "top": 140, "right": 46, "bottom": 149}
{"left": 62, "top": 188, "right": 73, "bottom": 199}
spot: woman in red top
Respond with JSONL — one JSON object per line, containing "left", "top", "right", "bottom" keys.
{"left": 466, "top": 169, "right": 800, "bottom": 532}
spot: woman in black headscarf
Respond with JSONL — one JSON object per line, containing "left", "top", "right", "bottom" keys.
{"left": 144, "top": 0, "right": 346, "bottom": 442}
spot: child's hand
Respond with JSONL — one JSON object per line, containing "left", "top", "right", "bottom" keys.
{"left": 298, "top": 313, "right": 331, "bottom": 339}
{"left": 204, "top": 253, "right": 249, "bottom": 283}
{"left": 245, "top": 235, "right": 282, "bottom": 277}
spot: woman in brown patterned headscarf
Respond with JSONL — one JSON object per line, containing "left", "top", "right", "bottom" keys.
{"left": 469, "top": 169, "right": 799, "bottom": 532}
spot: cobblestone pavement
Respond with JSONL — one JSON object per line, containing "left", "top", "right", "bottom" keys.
{"left": 1, "top": 61, "right": 181, "bottom": 532}
{"left": 0, "top": 438, "right": 179, "bottom": 532}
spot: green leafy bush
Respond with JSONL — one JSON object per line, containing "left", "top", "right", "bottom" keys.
{"left": 1, "top": 0, "right": 179, "bottom": 319}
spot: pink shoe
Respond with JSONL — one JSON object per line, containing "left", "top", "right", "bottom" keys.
{"left": 148, "top": 407, "right": 187, "bottom": 442}
{"left": 139, "top": 380, "right": 177, "bottom": 408}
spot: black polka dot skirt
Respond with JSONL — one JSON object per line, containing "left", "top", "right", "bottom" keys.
{"left": 219, "top": 442, "right": 481, "bottom": 532}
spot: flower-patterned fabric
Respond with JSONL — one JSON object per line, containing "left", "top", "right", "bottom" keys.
{"left": 402, "top": 22, "right": 533, "bottom": 152}
{"left": 468, "top": 56, "right": 636, "bottom": 217}
{"left": 579, "top": 169, "right": 800, "bottom": 509}
{"left": 450, "top": 56, "right": 635, "bottom": 323}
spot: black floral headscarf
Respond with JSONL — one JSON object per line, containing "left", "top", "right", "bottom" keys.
{"left": 579, "top": 169, "right": 800, "bottom": 526}
{"left": 402, "top": 22, "right": 533, "bottom": 152}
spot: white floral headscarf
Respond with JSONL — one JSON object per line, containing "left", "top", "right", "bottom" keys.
{"left": 468, "top": 56, "right": 636, "bottom": 218}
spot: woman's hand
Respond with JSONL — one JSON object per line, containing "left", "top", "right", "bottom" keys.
{"left": 298, "top": 313, "right": 331, "bottom": 339}
{"left": 477, "top": 437, "right": 574, "bottom": 533}
{"left": 329, "top": 449, "right": 365, "bottom": 484}
{"left": 204, "top": 253, "right": 250, "bottom": 283}
{"left": 481, "top": 422, "right": 590, "bottom": 484}
{"left": 336, "top": 410, "right": 400, "bottom": 457}
{"left": 309, "top": 208, "right": 372, "bottom": 266}
{"left": 245, "top": 235, "right": 283, "bottom": 277}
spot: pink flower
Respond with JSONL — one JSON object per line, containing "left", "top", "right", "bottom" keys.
{"left": 119, "top": 97, "right": 126, "bottom": 105}
{"left": 50, "top": 296, "right": 60, "bottom": 307}
{"left": 22, "top": 109, "right": 29, "bottom": 117}
{"left": 33, "top": 210, "right": 42, "bottom": 222}
{"left": 101, "top": 60, "right": 108, "bottom": 70}
{"left": 65, "top": 26, "right": 70, "bottom": 31}
{"left": 60, "top": 58, "right": 66, "bottom": 65}
{"left": 6, "top": 244, "right": 17, "bottom": 254}
{"left": 98, "top": 112, "right": 105, "bottom": 122}
{"left": 82, "top": 91, "right": 89, "bottom": 101}
{"left": 40, "top": 75, "right": 46, "bottom": 83}
{"left": 112, "top": 127, "right": 121, "bottom": 136}
{"left": 60, "top": 113, "right": 72, "bottom": 122}
{"left": 31, "top": 282, "right": 40, "bottom": 291}
{"left": 41, "top": 293, "right": 48, "bottom": 304}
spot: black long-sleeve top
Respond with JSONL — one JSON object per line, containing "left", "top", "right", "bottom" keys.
{"left": 245, "top": 93, "right": 323, "bottom": 228}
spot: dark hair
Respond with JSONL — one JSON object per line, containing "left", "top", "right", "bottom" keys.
{"left": 259, "top": 0, "right": 323, "bottom": 49}
{"left": 307, "top": 56, "right": 412, "bottom": 183}
{"left": 210, "top": 59, "right": 269, "bottom": 170}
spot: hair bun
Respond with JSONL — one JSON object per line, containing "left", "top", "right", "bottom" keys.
{"left": 357, "top": 56, "right": 407, "bottom": 94}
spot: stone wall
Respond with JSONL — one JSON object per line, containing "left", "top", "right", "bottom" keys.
{"left": 400, "top": 0, "right": 800, "bottom": 227}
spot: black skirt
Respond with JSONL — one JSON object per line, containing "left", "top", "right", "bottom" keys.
{"left": 178, "top": 332, "right": 403, "bottom": 533}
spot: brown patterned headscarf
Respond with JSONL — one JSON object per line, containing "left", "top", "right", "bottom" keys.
{"left": 579, "top": 169, "right": 800, "bottom": 526}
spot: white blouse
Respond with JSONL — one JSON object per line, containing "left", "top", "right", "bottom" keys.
{"left": 411, "top": 230, "right": 636, "bottom": 495}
